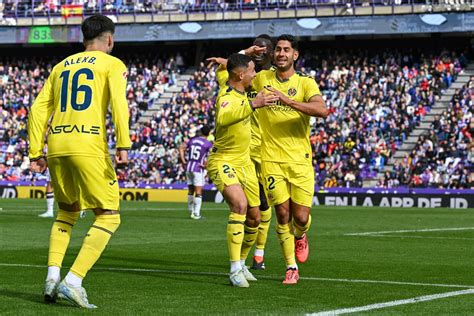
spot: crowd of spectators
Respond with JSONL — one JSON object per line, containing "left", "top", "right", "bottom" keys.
{"left": 378, "top": 77, "right": 473, "bottom": 189}
{"left": 1, "top": 0, "right": 472, "bottom": 21}
{"left": 0, "top": 48, "right": 471, "bottom": 189}
{"left": 303, "top": 49, "right": 466, "bottom": 188}
{"left": 116, "top": 61, "right": 216, "bottom": 186}
{"left": 0, "top": 53, "right": 181, "bottom": 183}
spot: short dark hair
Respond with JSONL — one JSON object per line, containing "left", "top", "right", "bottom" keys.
{"left": 254, "top": 34, "right": 274, "bottom": 49}
{"left": 227, "top": 53, "right": 252, "bottom": 74}
{"left": 276, "top": 34, "right": 298, "bottom": 51}
{"left": 81, "top": 15, "right": 115, "bottom": 41}
{"left": 201, "top": 125, "right": 211, "bottom": 137}
{"left": 256, "top": 34, "right": 273, "bottom": 42}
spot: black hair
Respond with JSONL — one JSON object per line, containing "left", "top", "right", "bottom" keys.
{"left": 276, "top": 34, "right": 298, "bottom": 51}
{"left": 81, "top": 14, "right": 115, "bottom": 41}
{"left": 254, "top": 34, "right": 274, "bottom": 49}
{"left": 201, "top": 125, "right": 211, "bottom": 137}
{"left": 256, "top": 34, "right": 273, "bottom": 42}
{"left": 227, "top": 53, "right": 252, "bottom": 75}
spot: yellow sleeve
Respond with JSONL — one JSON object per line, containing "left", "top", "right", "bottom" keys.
{"left": 108, "top": 60, "right": 131, "bottom": 150}
{"left": 251, "top": 71, "right": 264, "bottom": 93}
{"left": 28, "top": 71, "right": 55, "bottom": 160}
{"left": 216, "top": 65, "right": 228, "bottom": 88}
{"left": 303, "top": 77, "right": 321, "bottom": 102}
{"left": 216, "top": 95, "right": 253, "bottom": 127}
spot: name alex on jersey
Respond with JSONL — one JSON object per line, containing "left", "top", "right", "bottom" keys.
{"left": 63, "top": 56, "right": 97, "bottom": 67}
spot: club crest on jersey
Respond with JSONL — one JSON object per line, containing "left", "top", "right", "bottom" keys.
{"left": 221, "top": 101, "right": 229, "bottom": 108}
{"left": 288, "top": 88, "right": 297, "bottom": 96}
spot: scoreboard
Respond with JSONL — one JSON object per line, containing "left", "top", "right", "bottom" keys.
{"left": 16, "top": 26, "right": 82, "bottom": 44}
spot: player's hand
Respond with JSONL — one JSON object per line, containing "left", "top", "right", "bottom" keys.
{"left": 252, "top": 90, "right": 279, "bottom": 108}
{"left": 265, "top": 86, "right": 292, "bottom": 106}
{"left": 115, "top": 150, "right": 129, "bottom": 166}
{"left": 244, "top": 45, "right": 267, "bottom": 57}
{"left": 30, "top": 157, "right": 48, "bottom": 173}
{"left": 206, "top": 57, "right": 227, "bottom": 69}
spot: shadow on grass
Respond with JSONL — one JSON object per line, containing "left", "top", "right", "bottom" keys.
{"left": 106, "top": 269, "right": 230, "bottom": 287}
{"left": 102, "top": 255, "right": 225, "bottom": 270}
{"left": 0, "top": 288, "right": 91, "bottom": 310}
{"left": 0, "top": 289, "right": 44, "bottom": 305}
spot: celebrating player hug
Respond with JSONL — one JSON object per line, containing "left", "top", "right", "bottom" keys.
{"left": 208, "top": 34, "right": 328, "bottom": 286}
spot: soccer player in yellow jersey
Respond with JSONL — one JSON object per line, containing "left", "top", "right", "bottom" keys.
{"left": 208, "top": 35, "right": 275, "bottom": 271}
{"left": 207, "top": 53, "right": 277, "bottom": 287}
{"left": 252, "top": 34, "right": 328, "bottom": 285}
{"left": 28, "top": 15, "right": 130, "bottom": 308}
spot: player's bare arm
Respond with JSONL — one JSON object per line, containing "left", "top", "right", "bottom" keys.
{"left": 243, "top": 45, "right": 267, "bottom": 57}
{"left": 206, "top": 57, "right": 227, "bottom": 69}
{"left": 179, "top": 143, "right": 187, "bottom": 164}
{"left": 265, "top": 87, "right": 328, "bottom": 118}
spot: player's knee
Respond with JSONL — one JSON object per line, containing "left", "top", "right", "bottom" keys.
{"left": 57, "top": 209, "right": 80, "bottom": 226}
{"left": 230, "top": 200, "right": 247, "bottom": 214}
{"left": 95, "top": 213, "right": 121, "bottom": 234}
{"left": 293, "top": 212, "right": 309, "bottom": 226}
{"left": 245, "top": 210, "right": 261, "bottom": 227}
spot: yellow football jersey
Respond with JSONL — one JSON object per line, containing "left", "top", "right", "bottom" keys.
{"left": 216, "top": 65, "right": 262, "bottom": 160}
{"left": 253, "top": 69, "right": 321, "bottom": 165}
{"left": 28, "top": 51, "right": 131, "bottom": 160}
{"left": 208, "top": 85, "right": 254, "bottom": 166}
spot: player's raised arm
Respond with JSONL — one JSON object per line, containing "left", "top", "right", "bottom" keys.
{"left": 206, "top": 57, "right": 227, "bottom": 69}
{"left": 28, "top": 72, "right": 55, "bottom": 162}
{"left": 108, "top": 61, "right": 132, "bottom": 153}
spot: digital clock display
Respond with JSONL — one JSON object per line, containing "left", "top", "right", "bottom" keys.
{"left": 28, "top": 26, "right": 55, "bottom": 43}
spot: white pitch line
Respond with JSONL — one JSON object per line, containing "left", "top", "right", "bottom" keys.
{"left": 345, "top": 227, "right": 474, "bottom": 236}
{"left": 364, "top": 234, "right": 474, "bottom": 241}
{"left": 0, "top": 207, "right": 228, "bottom": 212}
{"left": 0, "top": 263, "right": 473, "bottom": 289}
{"left": 308, "top": 289, "right": 474, "bottom": 315}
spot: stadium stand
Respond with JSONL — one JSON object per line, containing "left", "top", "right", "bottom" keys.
{"left": 0, "top": 47, "right": 471, "bottom": 188}
{"left": 1, "top": 0, "right": 473, "bottom": 24}
{"left": 378, "top": 77, "right": 473, "bottom": 189}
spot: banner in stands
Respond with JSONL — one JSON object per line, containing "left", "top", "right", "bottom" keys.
{"left": 203, "top": 188, "right": 474, "bottom": 209}
{"left": 1, "top": 184, "right": 473, "bottom": 209}
{"left": 1, "top": 12, "right": 473, "bottom": 44}
{"left": 0, "top": 186, "right": 187, "bottom": 202}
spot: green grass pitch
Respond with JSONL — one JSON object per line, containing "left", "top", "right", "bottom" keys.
{"left": 1, "top": 199, "right": 474, "bottom": 315}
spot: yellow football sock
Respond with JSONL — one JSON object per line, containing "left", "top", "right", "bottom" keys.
{"left": 276, "top": 223, "right": 296, "bottom": 267}
{"left": 227, "top": 213, "right": 245, "bottom": 262}
{"left": 240, "top": 224, "right": 258, "bottom": 261}
{"left": 293, "top": 214, "right": 312, "bottom": 239}
{"left": 70, "top": 214, "right": 120, "bottom": 278}
{"left": 48, "top": 210, "right": 80, "bottom": 267}
{"left": 255, "top": 207, "right": 272, "bottom": 251}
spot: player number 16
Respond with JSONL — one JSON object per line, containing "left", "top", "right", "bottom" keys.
{"left": 59, "top": 68, "right": 94, "bottom": 112}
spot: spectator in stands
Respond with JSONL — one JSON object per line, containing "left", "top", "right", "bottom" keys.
{"left": 0, "top": 49, "right": 467, "bottom": 189}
